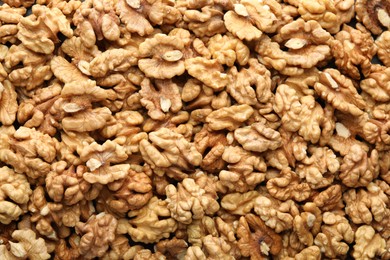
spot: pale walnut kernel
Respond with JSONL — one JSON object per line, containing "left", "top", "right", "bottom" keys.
{"left": 206, "top": 104, "right": 254, "bottom": 131}
{"left": 221, "top": 190, "right": 259, "bottom": 215}
{"left": 352, "top": 225, "right": 387, "bottom": 259}
{"left": 0, "top": 81, "right": 18, "bottom": 126}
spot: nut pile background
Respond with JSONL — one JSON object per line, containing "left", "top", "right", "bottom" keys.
{"left": 0, "top": 0, "right": 389, "bottom": 259}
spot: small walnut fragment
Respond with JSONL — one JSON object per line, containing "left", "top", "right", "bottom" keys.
{"left": 117, "top": 196, "right": 177, "bottom": 243}
{"left": 0, "top": 80, "right": 18, "bottom": 126}
{"left": 237, "top": 214, "right": 282, "bottom": 258}
{"left": 207, "top": 34, "right": 249, "bottom": 66}
{"left": 376, "top": 31, "right": 390, "bottom": 67}
{"left": 361, "top": 66, "right": 390, "bottom": 102}
{"left": 75, "top": 212, "right": 118, "bottom": 259}
{"left": 206, "top": 104, "right": 254, "bottom": 131}
{"left": 293, "top": 203, "right": 322, "bottom": 247}
{"left": 221, "top": 190, "right": 259, "bottom": 215}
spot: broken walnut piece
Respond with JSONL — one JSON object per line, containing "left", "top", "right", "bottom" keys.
{"left": 0, "top": 80, "right": 18, "bottom": 126}
{"left": 293, "top": 202, "right": 322, "bottom": 247}
{"left": 75, "top": 212, "right": 117, "bottom": 259}
{"left": 352, "top": 225, "right": 387, "bottom": 259}
{"left": 138, "top": 33, "right": 185, "bottom": 79}
{"left": 355, "top": 0, "right": 390, "bottom": 35}
{"left": 237, "top": 214, "right": 282, "bottom": 258}
{"left": 361, "top": 65, "right": 390, "bottom": 102}
{"left": 206, "top": 104, "right": 254, "bottom": 131}
{"left": 117, "top": 196, "right": 177, "bottom": 243}
{"left": 221, "top": 190, "right": 259, "bottom": 215}
{"left": 376, "top": 31, "right": 390, "bottom": 67}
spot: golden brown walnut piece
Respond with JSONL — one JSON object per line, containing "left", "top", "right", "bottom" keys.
{"left": 0, "top": 4, "right": 26, "bottom": 44}
{"left": 376, "top": 31, "right": 390, "bottom": 66}
{"left": 352, "top": 225, "right": 387, "bottom": 259}
{"left": 4, "top": 44, "right": 53, "bottom": 91}
{"left": 185, "top": 57, "right": 230, "bottom": 91}
{"left": 0, "top": 166, "right": 32, "bottom": 225}
{"left": 220, "top": 146, "right": 267, "bottom": 193}
{"left": 361, "top": 65, "right": 390, "bottom": 102}
{"left": 0, "top": 80, "right": 18, "bottom": 126}
{"left": 274, "top": 84, "right": 334, "bottom": 144}
{"left": 2, "top": 0, "right": 34, "bottom": 8}
{"left": 100, "top": 168, "right": 153, "bottom": 215}
{"left": 314, "top": 69, "right": 366, "bottom": 116}
{"left": 227, "top": 58, "right": 272, "bottom": 106}
{"left": 72, "top": 0, "right": 120, "bottom": 48}
{"left": 45, "top": 161, "right": 102, "bottom": 206}
{"left": 288, "top": 0, "right": 354, "bottom": 34}
{"left": 254, "top": 195, "right": 299, "bottom": 233}
{"left": 101, "top": 235, "right": 143, "bottom": 260}
{"left": 140, "top": 78, "right": 182, "bottom": 121}
{"left": 156, "top": 237, "right": 188, "bottom": 259}
{"left": 256, "top": 18, "right": 332, "bottom": 76}
{"left": 314, "top": 212, "right": 354, "bottom": 258}
{"left": 17, "top": 5, "right": 73, "bottom": 54}
{"left": 295, "top": 146, "right": 340, "bottom": 189}
{"left": 138, "top": 33, "right": 185, "bottom": 79}
{"left": 221, "top": 190, "right": 259, "bottom": 215}
{"left": 355, "top": 0, "right": 390, "bottom": 35}
{"left": 237, "top": 214, "right": 282, "bottom": 258}
{"left": 339, "top": 144, "right": 379, "bottom": 187}
{"left": 140, "top": 127, "right": 202, "bottom": 171}
{"left": 61, "top": 36, "right": 101, "bottom": 68}
{"left": 224, "top": 0, "right": 292, "bottom": 41}
{"left": 206, "top": 104, "right": 254, "bottom": 131}
{"left": 0, "top": 229, "right": 51, "bottom": 260}
{"left": 234, "top": 122, "right": 282, "bottom": 153}
{"left": 267, "top": 168, "right": 311, "bottom": 202}
{"left": 79, "top": 140, "right": 129, "bottom": 184}
{"left": 117, "top": 196, "right": 177, "bottom": 243}
{"left": 331, "top": 23, "right": 377, "bottom": 80}
{"left": 312, "top": 184, "right": 343, "bottom": 211}
{"left": 344, "top": 182, "right": 389, "bottom": 225}
{"left": 293, "top": 203, "right": 322, "bottom": 247}
{"left": 0, "top": 126, "right": 58, "bottom": 180}
{"left": 207, "top": 34, "right": 249, "bottom": 67}
{"left": 58, "top": 80, "right": 115, "bottom": 133}
{"left": 75, "top": 212, "right": 117, "bottom": 259}
{"left": 165, "top": 178, "right": 220, "bottom": 224}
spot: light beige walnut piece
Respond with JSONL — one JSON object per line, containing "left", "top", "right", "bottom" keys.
{"left": 355, "top": 0, "right": 390, "bottom": 35}
{"left": 312, "top": 184, "right": 343, "bottom": 211}
{"left": 352, "top": 225, "right": 387, "bottom": 259}
{"left": 187, "top": 215, "right": 218, "bottom": 247}
{"left": 165, "top": 178, "right": 219, "bottom": 224}
{"left": 267, "top": 168, "right": 311, "bottom": 202}
{"left": 117, "top": 196, "right": 177, "bottom": 243}
{"left": 289, "top": 0, "right": 354, "bottom": 34}
{"left": 295, "top": 146, "right": 340, "bottom": 189}
{"left": 0, "top": 166, "right": 32, "bottom": 224}
{"left": 224, "top": 0, "right": 292, "bottom": 41}
{"left": 339, "top": 144, "right": 379, "bottom": 187}
{"left": 140, "top": 127, "right": 202, "bottom": 171}
{"left": 344, "top": 182, "right": 389, "bottom": 224}
{"left": 376, "top": 31, "right": 390, "bottom": 67}
{"left": 254, "top": 195, "right": 299, "bottom": 233}
{"left": 331, "top": 23, "right": 377, "bottom": 80}
{"left": 139, "top": 78, "right": 182, "bottom": 121}
{"left": 79, "top": 140, "right": 129, "bottom": 184}
{"left": 4, "top": 44, "right": 53, "bottom": 90}
{"left": 256, "top": 18, "right": 332, "bottom": 76}
{"left": 61, "top": 36, "right": 101, "bottom": 68}
{"left": 237, "top": 214, "right": 283, "bottom": 259}
{"left": 138, "top": 33, "right": 185, "bottom": 79}
{"left": 221, "top": 190, "right": 259, "bottom": 215}
{"left": 72, "top": 0, "right": 120, "bottom": 48}
{"left": 35, "top": 0, "right": 82, "bottom": 17}
{"left": 207, "top": 33, "right": 249, "bottom": 67}
{"left": 0, "top": 80, "right": 18, "bottom": 126}
{"left": 185, "top": 57, "right": 229, "bottom": 91}
{"left": 220, "top": 146, "right": 267, "bottom": 193}
{"left": 361, "top": 66, "right": 390, "bottom": 102}
{"left": 17, "top": 5, "right": 73, "bottom": 54}
{"left": 46, "top": 161, "right": 102, "bottom": 206}
{"left": 227, "top": 58, "right": 273, "bottom": 106}
{"left": 0, "top": 4, "right": 26, "bottom": 44}
{"left": 234, "top": 122, "right": 282, "bottom": 153}
{"left": 293, "top": 203, "right": 322, "bottom": 247}
{"left": 314, "top": 212, "right": 354, "bottom": 258}
{"left": 0, "top": 126, "right": 58, "bottom": 179}
{"left": 0, "top": 229, "right": 51, "bottom": 260}
{"left": 274, "top": 84, "right": 334, "bottom": 144}
{"left": 314, "top": 69, "right": 366, "bottom": 116}
{"left": 206, "top": 104, "right": 253, "bottom": 131}
{"left": 75, "top": 212, "right": 118, "bottom": 259}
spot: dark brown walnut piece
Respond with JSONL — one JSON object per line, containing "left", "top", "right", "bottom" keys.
{"left": 356, "top": 0, "right": 390, "bottom": 35}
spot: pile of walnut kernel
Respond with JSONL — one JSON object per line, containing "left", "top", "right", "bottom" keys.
{"left": 0, "top": 0, "right": 390, "bottom": 259}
